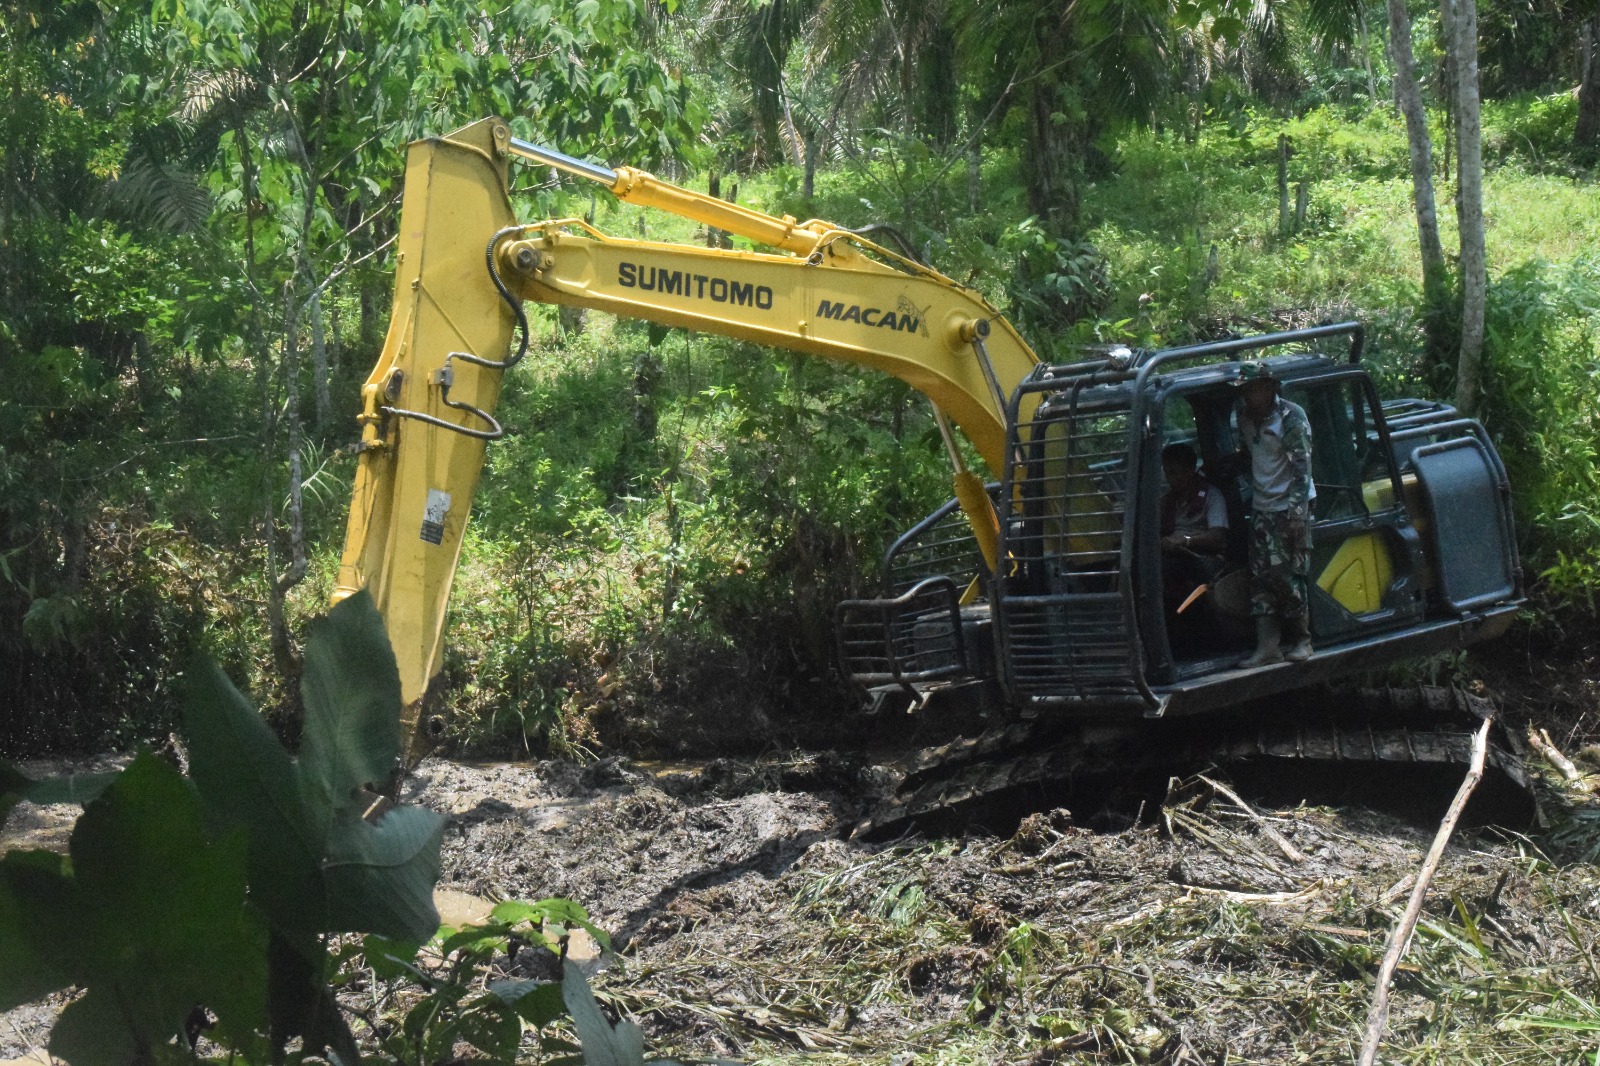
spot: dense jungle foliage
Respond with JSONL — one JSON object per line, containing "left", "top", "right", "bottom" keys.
{"left": 1, "top": 0, "right": 1598, "bottom": 759}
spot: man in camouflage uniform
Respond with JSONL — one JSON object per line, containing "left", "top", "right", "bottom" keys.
{"left": 1233, "top": 361, "right": 1315, "bottom": 666}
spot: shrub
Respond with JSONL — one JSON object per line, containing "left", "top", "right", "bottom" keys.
{"left": 1479, "top": 255, "right": 1600, "bottom": 600}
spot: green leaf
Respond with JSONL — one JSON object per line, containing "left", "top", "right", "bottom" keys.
{"left": 298, "top": 590, "right": 403, "bottom": 811}
{"left": 0, "top": 850, "right": 75, "bottom": 1010}
{"left": 60, "top": 753, "right": 268, "bottom": 1061}
{"left": 183, "top": 590, "right": 441, "bottom": 940}
{"left": 562, "top": 961, "right": 646, "bottom": 1066}
{"left": 322, "top": 804, "right": 445, "bottom": 942}
{"left": 493, "top": 897, "right": 612, "bottom": 952}
{"left": 363, "top": 933, "right": 424, "bottom": 981}
{"left": 491, "top": 979, "right": 566, "bottom": 1027}
{"left": 183, "top": 658, "right": 326, "bottom": 929}
{"left": 1211, "top": 14, "right": 1247, "bottom": 41}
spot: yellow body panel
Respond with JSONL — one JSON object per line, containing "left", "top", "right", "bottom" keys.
{"left": 335, "top": 119, "right": 1039, "bottom": 743}
{"left": 498, "top": 223, "right": 1036, "bottom": 474}
{"left": 1315, "top": 531, "right": 1394, "bottom": 614}
{"left": 333, "top": 120, "right": 518, "bottom": 740}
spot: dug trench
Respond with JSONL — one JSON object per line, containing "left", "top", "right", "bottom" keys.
{"left": 2, "top": 678, "right": 1598, "bottom": 1062}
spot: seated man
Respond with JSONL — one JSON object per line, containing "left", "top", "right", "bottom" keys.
{"left": 1159, "top": 442, "right": 1229, "bottom": 623}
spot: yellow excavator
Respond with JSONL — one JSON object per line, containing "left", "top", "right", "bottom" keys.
{"left": 333, "top": 119, "right": 1525, "bottom": 805}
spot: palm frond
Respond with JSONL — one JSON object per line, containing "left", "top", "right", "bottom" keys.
{"left": 98, "top": 152, "right": 213, "bottom": 234}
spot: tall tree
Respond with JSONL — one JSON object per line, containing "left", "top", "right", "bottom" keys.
{"left": 1577, "top": 11, "right": 1600, "bottom": 153}
{"left": 1450, "top": 0, "right": 1487, "bottom": 413}
{"left": 1383, "top": 0, "right": 1451, "bottom": 363}
{"left": 954, "top": 0, "right": 1173, "bottom": 235}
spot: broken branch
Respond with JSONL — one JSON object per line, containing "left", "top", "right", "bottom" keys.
{"left": 1357, "top": 714, "right": 1491, "bottom": 1066}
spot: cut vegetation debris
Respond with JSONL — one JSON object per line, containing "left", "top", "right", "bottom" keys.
{"left": 404, "top": 754, "right": 1600, "bottom": 1064}
{"left": 4, "top": 746, "right": 1599, "bottom": 1062}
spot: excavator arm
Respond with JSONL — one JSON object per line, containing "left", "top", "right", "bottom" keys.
{"left": 334, "top": 118, "right": 1038, "bottom": 744}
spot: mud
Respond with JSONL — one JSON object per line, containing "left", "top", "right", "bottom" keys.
{"left": 418, "top": 747, "right": 1600, "bottom": 1063}
{"left": 5, "top": 738, "right": 1600, "bottom": 1063}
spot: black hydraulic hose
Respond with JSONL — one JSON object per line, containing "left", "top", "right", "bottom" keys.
{"left": 378, "top": 226, "right": 532, "bottom": 440}
{"left": 442, "top": 225, "right": 532, "bottom": 372}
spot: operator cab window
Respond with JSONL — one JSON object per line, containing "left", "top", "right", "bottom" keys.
{"left": 1282, "top": 379, "right": 1397, "bottom": 523}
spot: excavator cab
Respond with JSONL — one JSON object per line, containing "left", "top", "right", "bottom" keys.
{"left": 838, "top": 323, "right": 1523, "bottom": 720}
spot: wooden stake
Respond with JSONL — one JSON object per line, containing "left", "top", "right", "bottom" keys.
{"left": 1357, "top": 715, "right": 1491, "bottom": 1066}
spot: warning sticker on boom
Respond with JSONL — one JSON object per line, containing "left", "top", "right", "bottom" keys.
{"left": 420, "top": 489, "right": 452, "bottom": 545}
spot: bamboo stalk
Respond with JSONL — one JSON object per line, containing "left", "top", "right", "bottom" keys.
{"left": 1357, "top": 715, "right": 1491, "bottom": 1066}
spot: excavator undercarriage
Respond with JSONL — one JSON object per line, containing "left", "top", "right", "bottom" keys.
{"left": 852, "top": 684, "right": 1535, "bottom": 840}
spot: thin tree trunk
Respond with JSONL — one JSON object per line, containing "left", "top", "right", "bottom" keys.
{"left": 310, "top": 288, "right": 330, "bottom": 432}
{"left": 802, "top": 131, "right": 818, "bottom": 202}
{"left": 1358, "top": 9, "right": 1381, "bottom": 104}
{"left": 1277, "top": 135, "right": 1292, "bottom": 239}
{"left": 1439, "top": 0, "right": 1457, "bottom": 188}
{"left": 1452, "top": 0, "right": 1487, "bottom": 414}
{"left": 967, "top": 143, "right": 981, "bottom": 213}
{"left": 133, "top": 332, "right": 153, "bottom": 412}
{"left": 328, "top": 299, "right": 342, "bottom": 390}
{"left": 1576, "top": 17, "right": 1600, "bottom": 151}
{"left": 707, "top": 172, "right": 723, "bottom": 248}
{"left": 269, "top": 281, "right": 309, "bottom": 678}
{"left": 1385, "top": 0, "right": 1450, "bottom": 352}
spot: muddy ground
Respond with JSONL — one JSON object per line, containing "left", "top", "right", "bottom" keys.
{"left": 4, "top": 706, "right": 1600, "bottom": 1064}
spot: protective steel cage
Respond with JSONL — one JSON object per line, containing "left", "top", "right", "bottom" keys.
{"left": 992, "top": 369, "right": 1149, "bottom": 705}
{"left": 835, "top": 489, "right": 997, "bottom": 691}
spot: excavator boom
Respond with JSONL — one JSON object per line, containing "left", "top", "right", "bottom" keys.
{"left": 335, "top": 118, "right": 1031, "bottom": 742}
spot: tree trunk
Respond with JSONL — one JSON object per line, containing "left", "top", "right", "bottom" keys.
{"left": 1024, "top": 78, "right": 1081, "bottom": 234}
{"left": 310, "top": 288, "right": 330, "bottom": 432}
{"left": 707, "top": 172, "right": 723, "bottom": 248}
{"left": 967, "top": 143, "right": 981, "bottom": 214}
{"left": 1385, "top": 0, "right": 1451, "bottom": 360}
{"left": 133, "top": 331, "right": 153, "bottom": 412}
{"left": 328, "top": 299, "right": 342, "bottom": 391}
{"left": 268, "top": 282, "right": 309, "bottom": 680}
{"left": 1358, "top": 9, "right": 1381, "bottom": 104}
{"left": 1577, "top": 17, "right": 1600, "bottom": 152}
{"left": 1438, "top": 0, "right": 1457, "bottom": 186}
{"left": 1452, "top": 0, "right": 1487, "bottom": 415}
{"left": 1277, "top": 135, "right": 1292, "bottom": 239}
{"left": 802, "top": 132, "right": 818, "bottom": 203}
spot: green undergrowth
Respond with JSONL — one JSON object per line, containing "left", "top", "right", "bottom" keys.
{"left": 439, "top": 309, "right": 958, "bottom": 753}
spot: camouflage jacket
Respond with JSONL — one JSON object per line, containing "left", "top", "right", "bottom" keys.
{"left": 1237, "top": 395, "right": 1314, "bottom": 516}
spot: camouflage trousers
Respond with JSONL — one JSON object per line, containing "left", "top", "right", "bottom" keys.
{"left": 1249, "top": 508, "right": 1312, "bottom": 619}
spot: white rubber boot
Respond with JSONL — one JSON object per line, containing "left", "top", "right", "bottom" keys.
{"left": 1283, "top": 612, "right": 1313, "bottom": 662}
{"left": 1239, "top": 615, "right": 1284, "bottom": 668}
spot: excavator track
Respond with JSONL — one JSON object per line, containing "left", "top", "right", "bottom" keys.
{"left": 853, "top": 685, "right": 1533, "bottom": 840}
